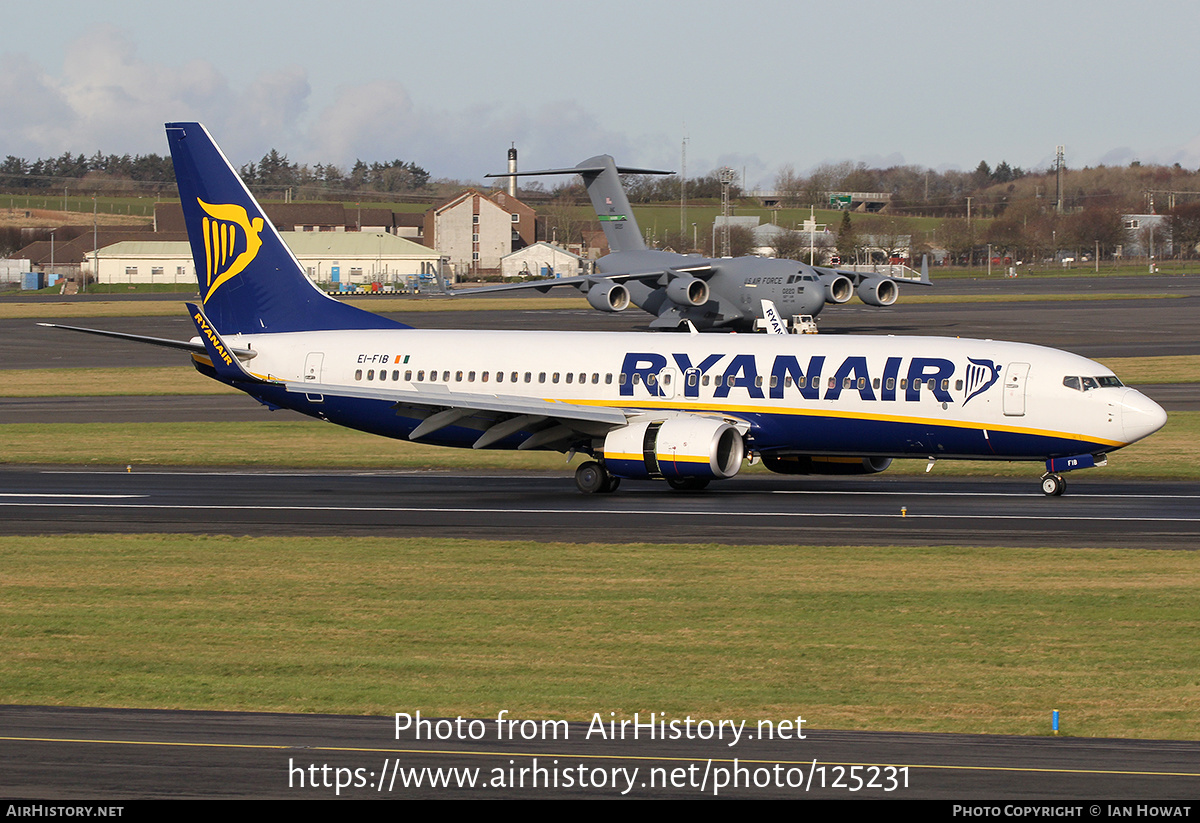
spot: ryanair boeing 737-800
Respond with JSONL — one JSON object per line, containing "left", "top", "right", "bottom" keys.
{"left": 45, "top": 123, "right": 1166, "bottom": 495}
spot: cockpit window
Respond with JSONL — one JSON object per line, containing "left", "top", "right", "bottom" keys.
{"left": 1064, "top": 375, "right": 1124, "bottom": 392}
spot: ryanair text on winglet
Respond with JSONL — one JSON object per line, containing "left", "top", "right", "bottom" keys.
{"left": 193, "top": 310, "right": 234, "bottom": 366}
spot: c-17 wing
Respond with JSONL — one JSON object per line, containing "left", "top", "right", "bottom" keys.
{"left": 446, "top": 262, "right": 713, "bottom": 294}
{"left": 812, "top": 254, "right": 933, "bottom": 288}
{"left": 446, "top": 262, "right": 714, "bottom": 315}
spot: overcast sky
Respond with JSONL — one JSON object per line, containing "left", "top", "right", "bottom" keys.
{"left": 4, "top": 0, "right": 1199, "bottom": 188}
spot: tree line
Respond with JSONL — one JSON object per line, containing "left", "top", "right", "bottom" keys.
{"left": 0, "top": 148, "right": 431, "bottom": 198}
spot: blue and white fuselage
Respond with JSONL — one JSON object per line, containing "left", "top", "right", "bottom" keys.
{"left": 49, "top": 122, "right": 1166, "bottom": 496}
{"left": 202, "top": 324, "right": 1164, "bottom": 493}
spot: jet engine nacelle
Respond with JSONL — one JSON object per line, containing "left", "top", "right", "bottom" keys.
{"left": 602, "top": 417, "right": 744, "bottom": 481}
{"left": 819, "top": 273, "right": 853, "bottom": 304}
{"left": 856, "top": 276, "right": 898, "bottom": 307}
{"left": 665, "top": 275, "right": 710, "bottom": 307}
{"left": 586, "top": 281, "right": 630, "bottom": 312}
{"left": 762, "top": 454, "right": 893, "bottom": 475}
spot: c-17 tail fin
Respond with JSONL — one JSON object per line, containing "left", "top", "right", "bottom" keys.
{"left": 486, "top": 155, "right": 672, "bottom": 254}
{"left": 165, "top": 122, "right": 407, "bottom": 336}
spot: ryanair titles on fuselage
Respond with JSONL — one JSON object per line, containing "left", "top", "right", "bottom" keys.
{"left": 618, "top": 351, "right": 1002, "bottom": 405}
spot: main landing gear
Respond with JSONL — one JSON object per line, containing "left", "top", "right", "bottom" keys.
{"left": 575, "top": 461, "right": 620, "bottom": 494}
{"left": 1040, "top": 473, "right": 1066, "bottom": 496}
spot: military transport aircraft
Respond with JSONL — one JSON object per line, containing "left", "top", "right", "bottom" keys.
{"left": 446, "top": 155, "right": 929, "bottom": 331}
{"left": 44, "top": 123, "right": 1165, "bottom": 496}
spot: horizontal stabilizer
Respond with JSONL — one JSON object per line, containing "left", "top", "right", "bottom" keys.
{"left": 38, "top": 322, "right": 256, "bottom": 359}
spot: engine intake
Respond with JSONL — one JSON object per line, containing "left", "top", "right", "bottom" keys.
{"left": 586, "top": 281, "right": 630, "bottom": 312}
{"left": 665, "top": 275, "right": 710, "bottom": 307}
{"left": 603, "top": 417, "right": 744, "bottom": 481}
{"left": 856, "top": 276, "right": 898, "bottom": 307}
{"left": 818, "top": 273, "right": 853, "bottom": 304}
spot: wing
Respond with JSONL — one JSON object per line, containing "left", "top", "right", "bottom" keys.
{"left": 447, "top": 262, "right": 714, "bottom": 297}
{"left": 283, "top": 378, "right": 631, "bottom": 450}
{"left": 812, "top": 254, "right": 932, "bottom": 287}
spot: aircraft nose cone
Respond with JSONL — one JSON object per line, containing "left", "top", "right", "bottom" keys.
{"left": 1120, "top": 389, "right": 1168, "bottom": 444}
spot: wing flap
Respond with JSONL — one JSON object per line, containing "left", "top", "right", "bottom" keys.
{"left": 282, "top": 380, "right": 629, "bottom": 428}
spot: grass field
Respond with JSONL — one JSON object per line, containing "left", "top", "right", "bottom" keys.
{"left": 1, "top": 534, "right": 1195, "bottom": 739}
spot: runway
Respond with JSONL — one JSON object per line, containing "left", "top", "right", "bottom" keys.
{"left": 3, "top": 705, "right": 1198, "bottom": 799}
{"left": 2, "top": 276, "right": 1198, "bottom": 801}
{"left": 4, "top": 273, "right": 1199, "bottom": 370}
{"left": 2, "top": 467, "right": 1197, "bottom": 548}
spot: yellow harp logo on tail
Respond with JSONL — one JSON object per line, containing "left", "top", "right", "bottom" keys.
{"left": 198, "top": 199, "right": 264, "bottom": 303}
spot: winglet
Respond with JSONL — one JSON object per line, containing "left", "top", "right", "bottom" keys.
{"left": 758, "top": 299, "right": 788, "bottom": 335}
{"left": 920, "top": 254, "right": 931, "bottom": 284}
{"left": 187, "top": 302, "right": 263, "bottom": 383}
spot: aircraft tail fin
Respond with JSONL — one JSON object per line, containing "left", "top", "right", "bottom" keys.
{"left": 165, "top": 122, "right": 407, "bottom": 335}
{"left": 486, "top": 155, "right": 672, "bottom": 254}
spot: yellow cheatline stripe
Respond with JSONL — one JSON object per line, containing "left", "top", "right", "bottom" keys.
{"left": 1, "top": 735, "right": 1197, "bottom": 777}
{"left": 568, "top": 397, "right": 1127, "bottom": 449}
{"left": 188, "top": 353, "right": 277, "bottom": 383}
{"left": 606, "top": 452, "right": 709, "bottom": 465}
{"left": 170, "top": 378, "right": 1122, "bottom": 450}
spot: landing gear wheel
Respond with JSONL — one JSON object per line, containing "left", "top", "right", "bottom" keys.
{"left": 602, "top": 476, "right": 621, "bottom": 493}
{"left": 666, "top": 476, "right": 710, "bottom": 491}
{"left": 1041, "top": 474, "right": 1065, "bottom": 496}
{"left": 575, "top": 461, "right": 609, "bottom": 494}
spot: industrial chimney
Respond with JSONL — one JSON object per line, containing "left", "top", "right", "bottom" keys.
{"left": 507, "top": 144, "right": 518, "bottom": 197}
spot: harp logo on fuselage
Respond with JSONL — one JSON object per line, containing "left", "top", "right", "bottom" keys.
{"left": 198, "top": 199, "right": 264, "bottom": 303}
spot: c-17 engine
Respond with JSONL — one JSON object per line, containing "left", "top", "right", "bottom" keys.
{"left": 586, "top": 281, "right": 630, "bottom": 312}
